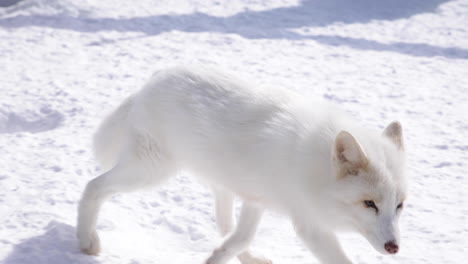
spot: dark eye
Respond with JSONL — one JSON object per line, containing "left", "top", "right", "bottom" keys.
{"left": 364, "top": 200, "right": 378, "bottom": 212}
{"left": 397, "top": 203, "right": 404, "bottom": 210}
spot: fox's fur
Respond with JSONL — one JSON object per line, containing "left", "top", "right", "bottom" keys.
{"left": 77, "top": 66, "right": 408, "bottom": 264}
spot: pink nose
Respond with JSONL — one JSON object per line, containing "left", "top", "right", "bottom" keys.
{"left": 384, "top": 241, "right": 399, "bottom": 254}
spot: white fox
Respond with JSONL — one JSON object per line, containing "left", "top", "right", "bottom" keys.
{"left": 77, "top": 66, "right": 407, "bottom": 264}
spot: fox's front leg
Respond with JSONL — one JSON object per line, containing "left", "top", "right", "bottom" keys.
{"left": 293, "top": 220, "right": 353, "bottom": 264}
{"left": 206, "top": 202, "right": 264, "bottom": 264}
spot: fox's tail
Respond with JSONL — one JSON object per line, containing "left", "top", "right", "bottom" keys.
{"left": 93, "top": 97, "right": 133, "bottom": 172}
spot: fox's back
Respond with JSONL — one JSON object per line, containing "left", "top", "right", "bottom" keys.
{"left": 133, "top": 67, "right": 299, "bottom": 155}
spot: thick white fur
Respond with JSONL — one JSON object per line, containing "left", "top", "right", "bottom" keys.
{"left": 77, "top": 66, "right": 408, "bottom": 264}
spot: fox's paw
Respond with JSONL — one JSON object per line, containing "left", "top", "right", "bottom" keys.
{"left": 204, "top": 256, "right": 219, "bottom": 264}
{"left": 205, "top": 248, "right": 229, "bottom": 264}
{"left": 78, "top": 230, "right": 101, "bottom": 255}
{"left": 239, "top": 252, "right": 272, "bottom": 264}
{"left": 240, "top": 257, "right": 272, "bottom": 264}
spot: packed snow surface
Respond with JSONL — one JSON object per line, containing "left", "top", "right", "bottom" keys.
{"left": 0, "top": 0, "right": 467, "bottom": 263}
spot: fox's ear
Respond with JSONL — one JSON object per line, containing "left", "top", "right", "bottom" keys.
{"left": 383, "top": 121, "right": 404, "bottom": 150}
{"left": 334, "top": 131, "right": 369, "bottom": 176}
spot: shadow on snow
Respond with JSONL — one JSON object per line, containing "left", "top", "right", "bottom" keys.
{"left": 1, "top": 0, "right": 466, "bottom": 59}
{"left": 1, "top": 221, "right": 99, "bottom": 264}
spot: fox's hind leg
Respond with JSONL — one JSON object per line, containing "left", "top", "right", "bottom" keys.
{"left": 214, "top": 189, "right": 234, "bottom": 237}
{"left": 212, "top": 193, "right": 272, "bottom": 264}
{"left": 77, "top": 136, "right": 173, "bottom": 255}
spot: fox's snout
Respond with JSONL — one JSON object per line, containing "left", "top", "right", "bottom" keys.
{"left": 384, "top": 241, "right": 399, "bottom": 254}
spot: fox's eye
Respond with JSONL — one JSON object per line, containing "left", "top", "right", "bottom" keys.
{"left": 364, "top": 200, "right": 378, "bottom": 212}
{"left": 397, "top": 203, "right": 404, "bottom": 210}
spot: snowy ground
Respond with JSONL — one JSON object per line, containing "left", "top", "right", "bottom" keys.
{"left": 0, "top": 0, "right": 467, "bottom": 263}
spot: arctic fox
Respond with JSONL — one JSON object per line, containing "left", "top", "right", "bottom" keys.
{"left": 77, "top": 66, "right": 407, "bottom": 264}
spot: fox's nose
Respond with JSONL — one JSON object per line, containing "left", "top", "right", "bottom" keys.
{"left": 384, "top": 241, "right": 399, "bottom": 254}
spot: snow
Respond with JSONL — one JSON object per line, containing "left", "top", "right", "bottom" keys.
{"left": 0, "top": 0, "right": 467, "bottom": 263}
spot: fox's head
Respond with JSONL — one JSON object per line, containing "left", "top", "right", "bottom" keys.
{"left": 331, "top": 121, "right": 407, "bottom": 255}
